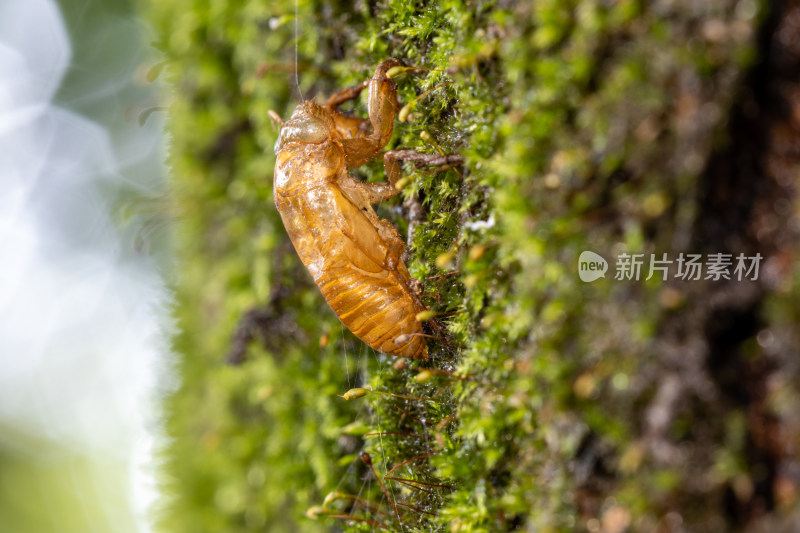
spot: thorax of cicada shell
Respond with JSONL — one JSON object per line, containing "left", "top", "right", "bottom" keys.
{"left": 273, "top": 140, "right": 345, "bottom": 198}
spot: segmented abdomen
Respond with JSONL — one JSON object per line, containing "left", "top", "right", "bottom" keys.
{"left": 317, "top": 266, "right": 427, "bottom": 360}
{"left": 274, "top": 170, "right": 427, "bottom": 360}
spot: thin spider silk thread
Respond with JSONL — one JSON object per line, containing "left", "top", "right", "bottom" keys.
{"left": 294, "top": 0, "right": 304, "bottom": 101}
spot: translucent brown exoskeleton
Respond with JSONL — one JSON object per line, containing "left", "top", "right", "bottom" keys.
{"left": 272, "top": 59, "right": 463, "bottom": 360}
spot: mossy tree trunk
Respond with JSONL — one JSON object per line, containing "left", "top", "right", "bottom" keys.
{"left": 146, "top": 0, "right": 800, "bottom": 531}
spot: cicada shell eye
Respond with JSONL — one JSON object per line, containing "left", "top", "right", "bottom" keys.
{"left": 276, "top": 114, "right": 330, "bottom": 151}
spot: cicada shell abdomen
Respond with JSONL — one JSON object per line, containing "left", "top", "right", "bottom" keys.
{"left": 317, "top": 261, "right": 427, "bottom": 360}
{"left": 273, "top": 147, "right": 428, "bottom": 360}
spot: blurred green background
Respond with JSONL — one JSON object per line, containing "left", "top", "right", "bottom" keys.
{"left": 0, "top": 0, "right": 166, "bottom": 532}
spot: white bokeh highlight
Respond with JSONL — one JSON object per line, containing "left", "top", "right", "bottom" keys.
{"left": 0, "top": 1, "right": 171, "bottom": 532}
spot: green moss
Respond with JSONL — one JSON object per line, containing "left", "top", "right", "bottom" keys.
{"left": 143, "top": 0, "right": 776, "bottom": 531}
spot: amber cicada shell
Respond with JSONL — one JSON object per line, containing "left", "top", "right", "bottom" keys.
{"left": 272, "top": 59, "right": 432, "bottom": 360}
